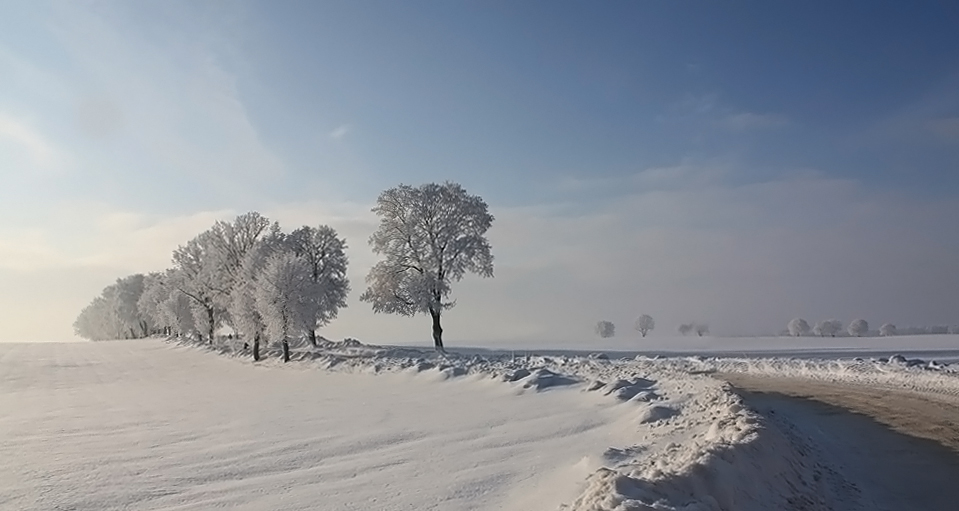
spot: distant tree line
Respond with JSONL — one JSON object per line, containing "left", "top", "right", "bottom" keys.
{"left": 783, "top": 318, "right": 959, "bottom": 337}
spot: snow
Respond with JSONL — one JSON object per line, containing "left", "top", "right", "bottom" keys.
{"left": 3, "top": 335, "right": 959, "bottom": 510}
{"left": 0, "top": 340, "right": 632, "bottom": 511}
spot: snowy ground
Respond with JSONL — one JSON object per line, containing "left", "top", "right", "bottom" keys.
{"left": 3, "top": 337, "right": 959, "bottom": 510}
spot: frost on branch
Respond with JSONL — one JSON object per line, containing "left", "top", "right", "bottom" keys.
{"left": 171, "top": 213, "right": 278, "bottom": 344}
{"left": 228, "top": 231, "right": 286, "bottom": 360}
{"left": 286, "top": 225, "right": 350, "bottom": 346}
{"left": 254, "top": 252, "right": 322, "bottom": 362}
{"left": 138, "top": 271, "right": 194, "bottom": 338}
{"left": 170, "top": 230, "right": 228, "bottom": 344}
{"left": 360, "top": 182, "right": 494, "bottom": 350}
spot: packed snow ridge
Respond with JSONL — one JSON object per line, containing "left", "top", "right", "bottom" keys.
{"left": 168, "top": 336, "right": 959, "bottom": 510}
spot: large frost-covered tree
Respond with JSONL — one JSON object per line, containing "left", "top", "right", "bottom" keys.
{"left": 787, "top": 318, "right": 811, "bottom": 337}
{"left": 254, "top": 252, "right": 322, "bottom": 362}
{"left": 228, "top": 232, "right": 285, "bottom": 360}
{"left": 138, "top": 273, "right": 168, "bottom": 333}
{"left": 634, "top": 315, "right": 654, "bottom": 337}
{"left": 848, "top": 319, "right": 869, "bottom": 337}
{"left": 139, "top": 271, "right": 196, "bottom": 338}
{"left": 171, "top": 230, "right": 226, "bottom": 344}
{"left": 112, "top": 274, "right": 150, "bottom": 338}
{"left": 360, "top": 182, "right": 494, "bottom": 351}
{"left": 813, "top": 319, "right": 842, "bottom": 337}
{"left": 286, "top": 225, "right": 350, "bottom": 346}
{"left": 171, "top": 212, "right": 278, "bottom": 344}
{"left": 210, "top": 213, "right": 278, "bottom": 304}
{"left": 595, "top": 320, "right": 615, "bottom": 338}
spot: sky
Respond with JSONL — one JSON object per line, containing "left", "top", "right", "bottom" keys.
{"left": 2, "top": 1, "right": 959, "bottom": 344}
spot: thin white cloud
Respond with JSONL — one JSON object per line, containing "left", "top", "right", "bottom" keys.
{"left": 6, "top": 3, "right": 289, "bottom": 202}
{"left": 329, "top": 124, "right": 352, "bottom": 140}
{"left": 0, "top": 113, "right": 65, "bottom": 171}
{"left": 554, "top": 160, "right": 728, "bottom": 195}
{"left": 0, "top": 203, "right": 234, "bottom": 272}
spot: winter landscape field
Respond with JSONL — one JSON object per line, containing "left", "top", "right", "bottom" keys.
{"left": 4, "top": 335, "right": 959, "bottom": 511}
{"left": 5, "top": 2, "right": 959, "bottom": 510}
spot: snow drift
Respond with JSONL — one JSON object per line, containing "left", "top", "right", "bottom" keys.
{"left": 168, "top": 335, "right": 937, "bottom": 510}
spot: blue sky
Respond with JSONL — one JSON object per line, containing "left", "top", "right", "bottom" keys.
{"left": 2, "top": 1, "right": 959, "bottom": 343}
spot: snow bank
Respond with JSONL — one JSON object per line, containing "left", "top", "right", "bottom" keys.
{"left": 170, "top": 336, "right": 887, "bottom": 509}
{"left": 623, "top": 353, "right": 959, "bottom": 399}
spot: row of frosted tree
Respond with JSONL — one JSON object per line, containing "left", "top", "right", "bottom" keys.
{"left": 785, "top": 318, "right": 959, "bottom": 337}
{"left": 75, "top": 182, "right": 496, "bottom": 357}
{"left": 74, "top": 213, "right": 350, "bottom": 361}
{"left": 593, "top": 316, "right": 710, "bottom": 339}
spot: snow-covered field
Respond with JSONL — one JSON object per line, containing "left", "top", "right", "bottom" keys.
{"left": 3, "top": 337, "right": 959, "bottom": 510}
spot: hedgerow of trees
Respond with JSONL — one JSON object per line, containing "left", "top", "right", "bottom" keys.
{"left": 74, "top": 212, "right": 350, "bottom": 362}
{"left": 75, "top": 181, "right": 497, "bottom": 356}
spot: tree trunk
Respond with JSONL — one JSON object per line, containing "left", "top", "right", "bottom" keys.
{"left": 208, "top": 309, "right": 215, "bottom": 345}
{"left": 252, "top": 334, "right": 261, "bottom": 361}
{"left": 282, "top": 339, "right": 290, "bottom": 362}
{"left": 308, "top": 330, "right": 317, "bottom": 347}
{"left": 430, "top": 309, "right": 444, "bottom": 351}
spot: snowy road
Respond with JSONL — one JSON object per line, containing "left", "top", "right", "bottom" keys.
{"left": 0, "top": 340, "right": 637, "bottom": 511}
{"left": 723, "top": 374, "right": 959, "bottom": 511}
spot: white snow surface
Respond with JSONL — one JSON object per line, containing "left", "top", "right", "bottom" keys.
{"left": 4, "top": 336, "right": 959, "bottom": 510}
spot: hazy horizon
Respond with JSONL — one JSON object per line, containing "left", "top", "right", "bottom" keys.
{"left": 2, "top": 1, "right": 959, "bottom": 344}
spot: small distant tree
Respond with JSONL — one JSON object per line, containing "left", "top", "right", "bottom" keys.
{"left": 678, "top": 323, "right": 693, "bottom": 336}
{"left": 695, "top": 323, "right": 709, "bottom": 337}
{"left": 595, "top": 320, "right": 615, "bottom": 338}
{"left": 847, "top": 319, "right": 869, "bottom": 337}
{"left": 634, "top": 315, "right": 655, "bottom": 337}
{"left": 813, "top": 319, "right": 842, "bottom": 337}
{"left": 787, "top": 318, "right": 811, "bottom": 337}
{"left": 74, "top": 274, "right": 153, "bottom": 341}
{"left": 879, "top": 323, "right": 897, "bottom": 337}
{"left": 360, "top": 182, "right": 494, "bottom": 351}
